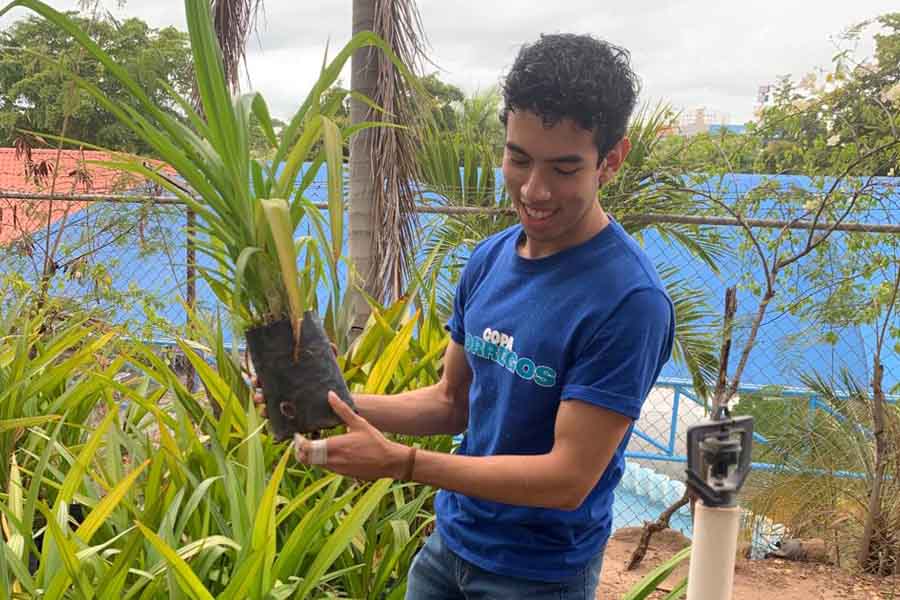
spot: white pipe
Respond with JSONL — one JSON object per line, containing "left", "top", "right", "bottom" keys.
{"left": 686, "top": 502, "right": 741, "bottom": 600}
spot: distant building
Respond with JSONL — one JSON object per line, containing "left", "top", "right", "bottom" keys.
{"left": 671, "top": 107, "right": 744, "bottom": 137}
{"left": 757, "top": 84, "right": 775, "bottom": 109}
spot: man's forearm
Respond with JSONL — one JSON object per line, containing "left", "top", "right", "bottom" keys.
{"left": 353, "top": 384, "right": 467, "bottom": 437}
{"left": 407, "top": 447, "right": 592, "bottom": 511}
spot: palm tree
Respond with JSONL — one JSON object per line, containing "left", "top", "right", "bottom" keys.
{"left": 208, "top": 0, "right": 263, "bottom": 91}
{"left": 348, "top": 0, "right": 426, "bottom": 332}
{"left": 177, "top": 0, "right": 262, "bottom": 391}
{"left": 204, "top": 0, "right": 426, "bottom": 335}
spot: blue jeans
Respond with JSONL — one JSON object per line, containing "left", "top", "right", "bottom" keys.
{"left": 405, "top": 530, "right": 605, "bottom": 600}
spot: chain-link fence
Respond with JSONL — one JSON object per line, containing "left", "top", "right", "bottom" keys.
{"left": 622, "top": 205, "right": 900, "bottom": 574}
{"left": 2, "top": 176, "right": 899, "bottom": 573}
{"left": 1, "top": 193, "right": 189, "bottom": 335}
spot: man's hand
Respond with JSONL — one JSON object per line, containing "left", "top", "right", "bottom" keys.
{"left": 293, "top": 392, "right": 409, "bottom": 481}
{"left": 252, "top": 376, "right": 267, "bottom": 417}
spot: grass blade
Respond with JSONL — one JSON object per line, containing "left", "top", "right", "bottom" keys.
{"left": 75, "top": 460, "right": 149, "bottom": 544}
{"left": 294, "top": 478, "right": 393, "bottom": 600}
{"left": 134, "top": 521, "right": 215, "bottom": 600}
{"left": 261, "top": 198, "right": 304, "bottom": 329}
{"left": 623, "top": 546, "right": 691, "bottom": 600}
{"left": 365, "top": 313, "right": 418, "bottom": 394}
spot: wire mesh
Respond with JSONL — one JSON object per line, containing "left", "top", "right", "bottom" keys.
{"left": 1, "top": 187, "right": 898, "bottom": 570}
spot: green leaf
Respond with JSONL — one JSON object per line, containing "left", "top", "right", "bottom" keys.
{"left": 174, "top": 476, "right": 223, "bottom": 542}
{"left": 94, "top": 529, "right": 146, "bottom": 600}
{"left": 134, "top": 521, "right": 215, "bottom": 600}
{"left": 277, "top": 114, "right": 324, "bottom": 200}
{"left": 175, "top": 339, "right": 247, "bottom": 438}
{"left": 393, "top": 337, "right": 450, "bottom": 392}
{"left": 0, "top": 538, "right": 37, "bottom": 597}
{"left": 272, "top": 478, "right": 353, "bottom": 581}
{"left": 37, "top": 502, "right": 93, "bottom": 600}
{"left": 321, "top": 115, "right": 345, "bottom": 262}
{"left": 251, "top": 93, "right": 278, "bottom": 150}
{"left": 6, "top": 454, "right": 24, "bottom": 561}
{"left": 662, "top": 576, "right": 689, "bottom": 599}
{"left": 365, "top": 313, "right": 419, "bottom": 394}
{"left": 76, "top": 460, "right": 149, "bottom": 544}
{"left": 148, "top": 536, "right": 241, "bottom": 577}
{"left": 622, "top": 546, "right": 691, "bottom": 600}
{"left": 39, "top": 407, "right": 116, "bottom": 583}
{"left": 248, "top": 448, "right": 291, "bottom": 596}
{"left": 216, "top": 548, "right": 265, "bottom": 600}
{"left": 274, "top": 472, "right": 341, "bottom": 526}
{"left": 294, "top": 478, "right": 393, "bottom": 600}
{"left": 0, "top": 415, "right": 61, "bottom": 432}
{"left": 261, "top": 198, "right": 305, "bottom": 327}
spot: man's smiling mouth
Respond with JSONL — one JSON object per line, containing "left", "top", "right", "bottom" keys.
{"left": 522, "top": 205, "right": 557, "bottom": 220}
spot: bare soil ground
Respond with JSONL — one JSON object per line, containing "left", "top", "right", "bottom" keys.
{"left": 599, "top": 527, "right": 898, "bottom": 599}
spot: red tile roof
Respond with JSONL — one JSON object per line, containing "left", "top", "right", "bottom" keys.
{"left": 0, "top": 148, "right": 168, "bottom": 244}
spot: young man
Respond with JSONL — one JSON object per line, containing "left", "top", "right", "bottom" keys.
{"left": 279, "top": 33, "right": 674, "bottom": 599}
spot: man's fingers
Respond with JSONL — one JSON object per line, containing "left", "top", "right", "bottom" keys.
{"left": 328, "top": 392, "right": 361, "bottom": 428}
{"left": 293, "top": 433, "right": 308, "bottom": 463}
{"left": 294, "top": 433, "right": 328, "bottom": 466}
{"left": 252, "top": 380, "right": 267, "bottom": 417}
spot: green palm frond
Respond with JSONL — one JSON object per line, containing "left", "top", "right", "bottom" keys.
{"left": 610, "top": 102, "right": 732, "bottom": 273}
{"left": 368, "top": 0, "right": 429, "bottom": 302}
{"left": 0, "top": 0, "right": 415, "bottom": 335}
{"left": 659, "top": 265, "right": 719, "bottom": 402}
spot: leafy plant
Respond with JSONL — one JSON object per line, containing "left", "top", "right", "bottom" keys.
{"left": 622, "top": 546, "right": 690, "bottom": 600}
{"left": 0, "top": 12, "right": 192, "bottom": 151}
{"left": 0, "top": 0, "right": 412, "bottom": 342}
{"left": 0, "top": 293, "right": 118, "bottom": 490}
{"left": 0, "top": 295, "right": 445, "bottom": 597}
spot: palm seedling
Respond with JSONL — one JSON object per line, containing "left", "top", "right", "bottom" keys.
{"left": 0, "top": 0, "right": 412, "bottom": 438}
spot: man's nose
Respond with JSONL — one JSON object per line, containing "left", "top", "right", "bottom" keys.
{"left": 521, "top": 168, "right": 551, "bottom": 203}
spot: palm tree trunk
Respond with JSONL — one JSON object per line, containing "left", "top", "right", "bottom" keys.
{"left": 348, "top": 0, "right": 426, "bottom": 334}
{"left": 348, "top": 0, "right": 380, "bottom": 333}
{"left": 210, "top": 0, "right": 263, "bottom": 91}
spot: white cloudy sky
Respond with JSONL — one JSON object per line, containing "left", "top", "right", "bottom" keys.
{"left": 1, "top": 1, "right": 897, "bottom": 123}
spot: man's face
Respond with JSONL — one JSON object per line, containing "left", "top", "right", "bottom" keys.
{"left": 502, "top": 110, "right": 606, "bottom": 257}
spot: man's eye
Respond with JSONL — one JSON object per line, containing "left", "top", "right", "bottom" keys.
{"left": 510, "top": 157, "right": 529, "bottom": 166}
{"left": 556, "top": 168, "right": 578, "bottom": 176}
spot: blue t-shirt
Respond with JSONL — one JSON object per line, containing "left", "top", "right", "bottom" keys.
{"left": 437, "top": 219, "right": 675, "bottom": 582}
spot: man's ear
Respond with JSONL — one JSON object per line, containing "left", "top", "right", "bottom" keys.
{"left": 598, "top": 137, "right": 632, "bottom": 185}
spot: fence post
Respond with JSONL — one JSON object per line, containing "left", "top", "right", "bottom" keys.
{"left": 667, "top": 386, "right": 682, "bottom": 456}
{"left": 185, "top": 206, "right": 196, "bottom": 393}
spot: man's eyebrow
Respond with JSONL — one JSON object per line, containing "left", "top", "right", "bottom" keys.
{"left": 505, "top": 142, "right": 584, "bottom": 164}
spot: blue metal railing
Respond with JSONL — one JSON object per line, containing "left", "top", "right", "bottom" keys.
{"left": 627, "top": 376, "right": 898, "bottom": 478}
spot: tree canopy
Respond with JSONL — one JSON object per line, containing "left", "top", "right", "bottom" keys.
{"left": 0, "top": 12, "right": 192, "bottom": 153}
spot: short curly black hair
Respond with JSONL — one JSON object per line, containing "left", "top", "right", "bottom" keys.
{"left": 500, "top": 33, "right": 641, "bottom": 162}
